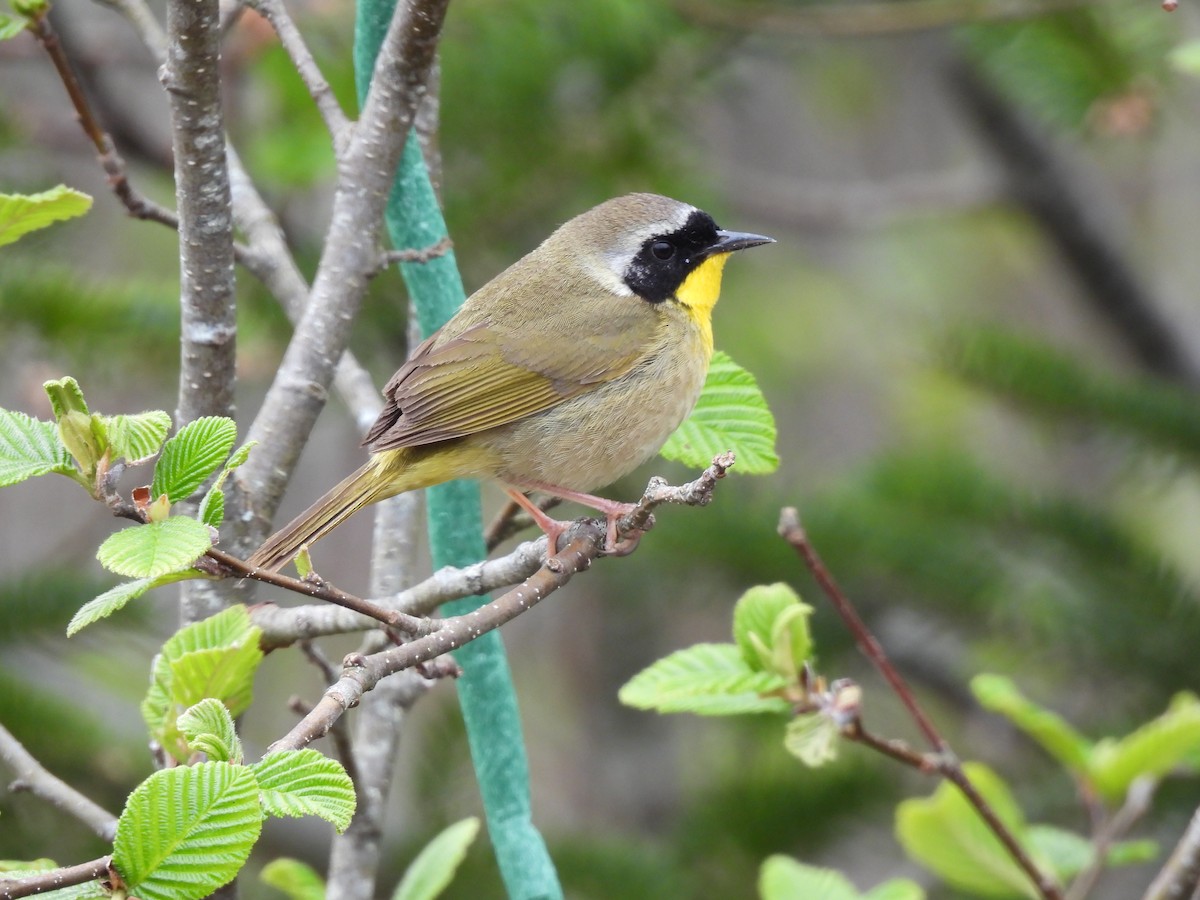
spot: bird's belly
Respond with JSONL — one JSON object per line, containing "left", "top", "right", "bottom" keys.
{"left": 482, "top": 343, "right": 709, "bottom": 492}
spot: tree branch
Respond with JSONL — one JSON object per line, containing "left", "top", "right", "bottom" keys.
{"left": 778, "top": 507, "right": 1063, "bottom": 900}
{"left": 1143, "top": 801, "right": 1200, "bottom": 900}
{"left": 270, "top": 456, "right": 733, "bottom": 749}
{"left": 234, "top": 0, "right": 451, "bottom": 539}
{"left": 244, "top": 0, "right": 351, "bottom": 144}
{"left": 0, "top": 724, "right": 117, "bottom": 842}
{"left": 945, "top": 57, "right": 1200, "bottom": 386}
{"left": 0, "top": 859, "right": 111, "bottom": 900}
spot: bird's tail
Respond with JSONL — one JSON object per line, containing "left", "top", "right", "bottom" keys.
{"left": 245, "top": 460, "right": 391, "bottom": 574}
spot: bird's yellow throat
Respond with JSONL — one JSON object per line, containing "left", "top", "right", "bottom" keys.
{"left": 674, "top": 252, "right": 730, "bottom": 356}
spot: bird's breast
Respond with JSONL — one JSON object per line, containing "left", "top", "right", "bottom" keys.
{"left": 480, "top": 321, "right": 710, "bottom": 492}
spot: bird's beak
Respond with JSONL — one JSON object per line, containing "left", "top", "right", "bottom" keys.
{"left": 703, "top": 229, "right": 775, "bottom": 259}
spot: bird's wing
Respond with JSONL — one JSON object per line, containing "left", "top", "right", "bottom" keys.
{"left": 363, "top": 293, "right": 660, "bottom": 451}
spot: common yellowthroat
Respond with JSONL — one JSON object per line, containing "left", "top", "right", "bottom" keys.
{"left": 247, "top": 193, "right": 772, "bottom": 571}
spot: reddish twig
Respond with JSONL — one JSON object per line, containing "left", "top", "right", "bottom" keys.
{"left": 778, "top": 507, "right": 1063, "bottom": 900}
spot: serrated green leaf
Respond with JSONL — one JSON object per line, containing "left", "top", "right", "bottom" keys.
{"left": 252, "top": 749, "right": 356, "bottom": 833}
{"left": 783, "top": 712, "right": 840, "bottom": 768}
{"left": 971, "top": 674, "right": 1092, "bottom": 772}
{"left": 112, "top": 763, "right": 262, "bottom": 900}
{"left": 895, "top": 763, "right": 1043, "bottom": 899}
{"left": 733, "top": 583, "right": 811, "bottom": 676}
{"left": 759, "top": 856, "right": 858, "bottom": 900}
{"left": 661, "top": 350, "right": 778, "bottom": 474}
{"left": 0, "top": 187, "right": 92, "bottom": 248}
{"left": 260, "top": 859, "right": 325, "bottom": 900}
{"left": 142, "top": 606, "right": 263, "bottom": 761}
{"left": 42, "top": 377, "right": 89, "bottom": 419}
{"left": 179, "top": 699, "right": 242, "bottom": 764}
{"left": 1089, "top": 694, "right": 1200, "bottom": 802}
{"left": 392, "top": 818, "right": 480, "bottom": 900}
{"left": 199, "top": 487, "right": 225, "bottom": 528}
{"left": 0, "top": 15, "right": 28, "bottom": 40}
{"left": 0, "top": 410, "right": 73, "bottom": 486}
{"left": 152, "top": 417, "right": 237, "bottom": 503}
{"left": 225, "top": 440, "right": 256, "bottom": 471}
{"left": 619, "top": 643, "right": 792, "bottom": 716}
{"left": 97, "top": 517, "right": 212, "bottom": 578}
{"left": 56, "top": 411, "right": 105, "bottom": 477}
{"left": 102, "top": 411, "right": 172, "bottom": 466}
{"left": 67, "top": 570, "right": 196, "bottom": 636}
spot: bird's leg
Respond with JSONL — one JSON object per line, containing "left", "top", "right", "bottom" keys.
{"left": 506, "top": 481, "right": 642, "bottom": 555}
{"left": 503, "top": 488, "right": 572, "bottom": 553}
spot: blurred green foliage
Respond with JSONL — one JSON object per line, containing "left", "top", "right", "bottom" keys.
{"left": 4, "top": 0, "right": 1200, "bottom": 896}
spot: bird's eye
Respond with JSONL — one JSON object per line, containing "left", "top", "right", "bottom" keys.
{"left": 650, "top": 240, "right": 675, "bottom": 261}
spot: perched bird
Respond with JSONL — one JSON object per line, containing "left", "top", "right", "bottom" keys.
{"left": 247, "top": 193, "right": 772, "bottom": 572}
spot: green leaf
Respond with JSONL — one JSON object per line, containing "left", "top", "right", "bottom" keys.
{"left": 971, "top": 674, "right": 1092, "bottom": 772}
{"left": 102, "top": 411, "right": 172, "bottom": 466}
{"left": 195, "top": 437, "right": 254, "bottom": 529}
{"left": 1024, "top": 826, "right": 1091, "bottom": 882}
{"left": 179, "top": 699, "right": 242, "bottom": 764}
{"left": 392, "top": 818, "right": 480, "bottom": 900}
{"left": 864, "top": 881, "right": 926, "bottom": 900}
{"left": 783, "top": 712, "right": 840, "bottom": 768}
{"left": 260, "top": 859, "right": 325, "bottom": 900}
{"left": 0, "top": 187, "right": 92, "bottom": 248}
{"left": 97, "top": 517, "right": 212, "bottom": 579}
{"left": 225, "top": 440, "right": 256, "bottom": 471}
{"left": 618, "top": 643, "right": 792, "bottom": 716}
{"left": 0, "top": 410, "right": 73, "bottom": 486}
{"left": 251, "top": 749, "right": 356, "bottom": 833}
{"left": 142, "top": 606, "right": 263, "bottom": 762}
{"left": 661, "top": 350, "right": 778, "bottom": 474}
{"left": 56, "top": 411, "right": 106, "bottom": 478}
{"left": 152, "top": 417, "right": 238, "bottom": 503}
{"left": 199, "top": 487, "right": 225, "bottom": 528}
{"left": 1172, "top": 40, "right": 1200, "bottom": 77}
{"left": 42, "top": 377, "right": 89, "bottom": 420}
{"left": 733, "top": 583, "right": 812, "bottom": 675}
{"left": 758, "top": 855, "right": 924, "bottom": 900}
{"left": 0, "top": 15, "right": 28, "bottom": 40}
{"left": 1106, "top": 839, "right": 1159, "bottom": 867}
{"left": 112, "top": 763, "right": 262, "bottom": 900}
{"left": 1089, "top": 694, "right": 1200, "bottom": 802}
{"left": 67, "top": 571, "right": 196, "bottom": 636}
{"left": 895, "top": 763, "right": 1044, "bottom": 899}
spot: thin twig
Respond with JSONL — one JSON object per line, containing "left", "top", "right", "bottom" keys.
{"left": 25, "top": 10, "right": 179, "bottom": 230}
{"left": 270, "top": 528, "right": 602, "bottom": 751}
{"left": 371, "top": 237, "right": 454, "bottom": 276}
{"left": 1066, "top": 777, "right": 1155, "bottom": 900}
{"left": 0, "top": 858, "right": 111, "bottom": 900}
{"left": 206, "top": 547, "right": 434, "bottom": 635}
{"left": 0, "top": 724, "right": 117, "bottom": 842}
{"left": 778, "top": 507, "right": 1063, "bottom": 900}
{"left": 244, "top": 0, "right": 351, "bottom": 143}
{"left": 234, "top": 0, "right": 451, "bottom": 535}
{"left": 1142, "top": 798, "right": 1200, "bottom": 900}
{"left": 251, "top": 535, "right": 550, "bottom": 647}
{"left": 271, "top": 456, "right": 734, "bottom": 750}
